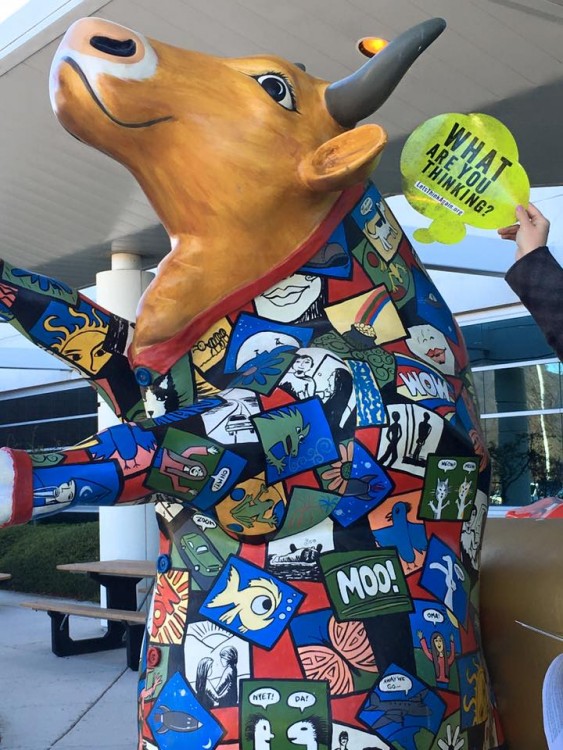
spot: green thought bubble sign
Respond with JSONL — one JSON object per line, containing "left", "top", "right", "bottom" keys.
{"left": 400, "top": 113, "right": 530, "bottom": 244}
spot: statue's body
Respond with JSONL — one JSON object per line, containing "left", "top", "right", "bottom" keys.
{"left": 0, "top": 16, "right": 505, "bottom": 750}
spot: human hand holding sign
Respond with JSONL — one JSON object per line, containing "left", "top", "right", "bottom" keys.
{"left": 497, "top": 203, "right": 551, "bottom": 261}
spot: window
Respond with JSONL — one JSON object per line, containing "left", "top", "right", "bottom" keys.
{"left": 0, "top": 386, "right": 97, "bottom": 450}
{"left": 461, "top": 315, "right": 561, "bottom": 507}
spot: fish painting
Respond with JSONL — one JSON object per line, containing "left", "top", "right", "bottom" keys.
{"left": 206, "top": 565, "right": 282, "bottom": 633}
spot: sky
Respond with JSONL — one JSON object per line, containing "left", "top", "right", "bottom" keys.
{"left": 0, "top": 0, "right": 30, "bottom": 24}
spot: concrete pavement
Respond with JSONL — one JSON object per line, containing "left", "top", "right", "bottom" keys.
{"left": 0, "top": 589, "right": 138, "bottom": 750}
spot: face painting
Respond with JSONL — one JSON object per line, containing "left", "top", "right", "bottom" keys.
{"left": 255, "top": 274, "right": 322, "bottom": 323}
{"left": 406, "top": 324, "right": 455, "bottom": 375}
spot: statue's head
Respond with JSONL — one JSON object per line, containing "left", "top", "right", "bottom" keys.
{"left": 49, "top": 16, "right": 445, "bottom": 228}
{"left": 49, "top": 16, "right": 445, "bottom": 362}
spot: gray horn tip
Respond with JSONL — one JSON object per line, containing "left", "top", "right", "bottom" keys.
{"left": 325, "top": 17, "right": 448, "bottom": 128}
{"left": 426, "top": 17, "right": 447, "bottom": 39}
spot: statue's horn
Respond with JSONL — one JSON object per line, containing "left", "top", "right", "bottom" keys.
{"left": 325, "top": 18, "right": 446, "bottom": 128}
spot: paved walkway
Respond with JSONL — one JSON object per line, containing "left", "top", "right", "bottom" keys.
{"left": 0, "top": 590, "right": 138, "bottom": 750}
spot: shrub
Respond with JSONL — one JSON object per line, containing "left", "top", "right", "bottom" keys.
{"left": 0, "top": 521, "right": 100, "bottom": 600}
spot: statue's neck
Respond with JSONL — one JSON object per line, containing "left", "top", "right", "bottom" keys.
{"left": 130, "top": 183, "right": 365, "bottom": 372}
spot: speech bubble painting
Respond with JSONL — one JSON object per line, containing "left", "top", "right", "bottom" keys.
{"left": 379, "top": 673, "right": 413, "bottom": 695}
{"left": 423, "top": 608, "right": 445, "bottom": 625}
{"left": 400, "top": 113, "right": 530, "bottom": 244}
{"left": 438, "top": 459, "right": 457, "bottom": 472}
{"left": 249, "top": 688, "right": 281, "bottom": 711}
{"left": 287, "top": 691, "right": 317, "bottom": 713}
{"left": 211, "top": 467, "right": 231, "bottom": 492}
{"left": 193, "top": 513, "right": 217, "bottom": 531}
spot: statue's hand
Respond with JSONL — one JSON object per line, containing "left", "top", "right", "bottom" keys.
{"left": 0, "top": 448, "right": 33, "bottom": 527}
{"left": 0, "top": 449, "right": 16, "bottom": 526}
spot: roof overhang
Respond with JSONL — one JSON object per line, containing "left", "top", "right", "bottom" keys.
{"left": 0, "top": 0, "right": 561, "bottom": 287}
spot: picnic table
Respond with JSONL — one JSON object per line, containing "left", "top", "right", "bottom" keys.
{"left": 22, "top": 559, "right": 156, "bottom": 669}
{"left": 57, "top": 559, "right": 156, "bottom": 611}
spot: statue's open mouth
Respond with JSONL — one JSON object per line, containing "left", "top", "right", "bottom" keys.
{"left": 62, "top": 56, "right": 174, "bottom": 129}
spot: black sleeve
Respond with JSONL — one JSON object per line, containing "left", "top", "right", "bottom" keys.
{"left": 505, "top": 246, "right": 563, "bottom": 361}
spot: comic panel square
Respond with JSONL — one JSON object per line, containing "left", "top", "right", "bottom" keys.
{"left": 148, "top": 428, "right": 246, "bottom": 510}
{"left": 299, "top": 221, "right": 353, "bottom": 279}
{"left": 350, "top": 185, "right": 403, "bottom": 263}
{"left": 320, "top": 549, "right": 412, "bottom": 621}
{"left": 253, "top": 399, "right": 338, "bottom": 483}
{"left": 224, "top": 313, "right": 314, "bottom": 374}
{"left": 412, "top": 267, "right": 458, "bottom": 343}
{"left": 149, "top": 569, "right": 189, "bottom": 645}
{"left": 240, "top": 679, "right": 330, "bottom": 750}
{"left": 359, "top": 664, "right": 445, "bottom": 750}
{"left": 289, "top": 609, "right": 378, "bottom": 696}
{"left": 419, "top": 537, "right": 469, "bottom": 625}
{"left": 147, "top": 671, "right": 224, "bottom": 750}
{"left": 199, "top": 555, "right": 304, "bottom": 649}
{"left": 419, "top": 455, "right": 479, "bottom": 522}
{"left": 409, "top": 599, "right": 461, "bottom": 692}
{"left": 320, "top": 440, "right": 393, "bottom": 527}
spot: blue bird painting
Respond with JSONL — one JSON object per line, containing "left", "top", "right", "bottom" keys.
{"left": 89, "top": 423, "right": 157, "bottom": 468}
{"left": 372, "top": 501, "right": 428, "bottom": 570}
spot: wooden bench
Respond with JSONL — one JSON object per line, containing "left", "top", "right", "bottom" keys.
{"left": 0, "top": 573, "right": 11, "bottom": 582}
{"left": 21, "top": 600, "right": 147, "bottom": 670}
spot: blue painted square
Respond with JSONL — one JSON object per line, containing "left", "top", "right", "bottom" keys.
{"left": 348, "top": 360, "right": 386, "bottom": 426}
{"left": 200, "top": 555, "right": 304, "bottom": 649}
{"left": 33, "top": 461, "right": 120, "bottom": 515}
{"left": 452, "top": 392, "right": 474, "bottom": 434}
{"left": 359, "top": 664, "right": 445, "bottom": 750}
{"left": 148, "top": 671, "right": 224, "bottom": 750}
{"left": 88, "top": 423, "right": 157, "bottom": 463}
{"left": 412, "top": 268, "right": 458, "bottom": 344}
{"left": 29, "top": 298, "right": 110, "bottom": 351}
{"left": 419, "top": 536, "right": 469, "bottom": 624}
{"left": 254, "top": 398, "right": 338, "bottom": 483}
{"left": 328, "top": 441, "right": 393, "bottom": 527}
{"left": 224, "top": 313, "right": 313, "bottom": 374}
{"left": 152, "top": 399, "right": 224, "bottom": 426}
{"left": 299, "top": 222, "right": 353, "bottom": 279}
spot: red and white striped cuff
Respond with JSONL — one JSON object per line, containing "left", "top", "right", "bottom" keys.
{"left": 0, "top": 448, "right": 33, "bottom": 527}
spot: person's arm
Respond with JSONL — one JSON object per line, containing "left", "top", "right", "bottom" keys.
{"left": 499, "top": 204, "right": 563, "bottom": 361}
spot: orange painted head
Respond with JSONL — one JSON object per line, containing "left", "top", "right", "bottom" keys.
{"left": 49, "top": 17, "right": 445, "bottom": 362}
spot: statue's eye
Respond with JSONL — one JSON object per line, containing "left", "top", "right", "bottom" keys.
{"left": 254, "top": 73, "right": 297, "bottom": 111}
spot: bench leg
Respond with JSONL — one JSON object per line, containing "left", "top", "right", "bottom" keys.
{"left": 48, "top": 612, "right": 126, "bottom": 657}
{"left": 125, "top": 623, "right": 145, "bottom": 671}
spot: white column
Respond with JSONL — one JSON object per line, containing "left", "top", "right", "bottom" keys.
{"left": 96, "top": 253, "right": 160, "bottom": 571}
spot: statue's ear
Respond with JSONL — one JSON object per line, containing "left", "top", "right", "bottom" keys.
{"left": 299, "top": 124, "right": 387, "bottom": 192}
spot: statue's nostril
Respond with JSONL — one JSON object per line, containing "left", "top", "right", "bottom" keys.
{"left": 89, "top": 35, "right": 137, "bottom": 58}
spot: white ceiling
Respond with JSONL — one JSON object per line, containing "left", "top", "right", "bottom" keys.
{"left": 0, "top": 0, "right": 562, "bottom": 287}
